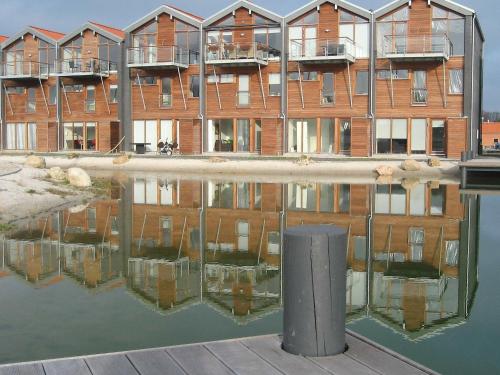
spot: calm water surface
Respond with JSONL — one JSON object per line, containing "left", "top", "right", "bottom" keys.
{"left": 0, "top": 176, "right": 499, "bottom": 375}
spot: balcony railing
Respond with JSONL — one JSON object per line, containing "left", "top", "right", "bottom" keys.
{"left": 0, "top": 60, "right": 49, "bottom": 79}
{"left": 236, "top": 91, "right": 250, "bottom": 107}
{"left": 55, "top": 58, "right": 111, "bottom": 77}
{"left": 289, "top": 38, "right": 356, "bottom": 63}
{"left": 205, "top": 42, "right": 269, "bottom": 65}
{"left": 127, "top": 46, "right": 189, "bottom": 68}
{"left": 383, "top": 34, "right": 452, "bottom": 60}
{"left": 412, "top": 88, "right": 428, "bottom": 105}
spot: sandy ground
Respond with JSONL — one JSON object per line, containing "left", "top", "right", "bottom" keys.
{"left": 0, "top": 154, "right": 460, "bottom": 181}
{"left": 0, "top": 161, "right": 95, "bottom": 226}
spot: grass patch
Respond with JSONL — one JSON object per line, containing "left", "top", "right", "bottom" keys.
{"left": 25, "top": 189, "right": 39, "bottom": 194}
{"left": 0, "top": 223, "right": 14, "bottom": 233}
{"left": 45, "top": 187, "right": 74, "bottom": 198}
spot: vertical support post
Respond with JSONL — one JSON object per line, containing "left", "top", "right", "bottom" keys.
{"left": 258, "top": 63, "right": 267, "bottom": 110}
{"left": 346, "top": 61, "right": 353, "bottom": 109}
{"left": 100, "top": 75, "right": 111, "bottom": 115}
{"left": 60, "top": 80, "right": 72, "bottom": 114}
{"left": 39, "top": 78, "right": 49, "bottom": 114}
{"left": 177, "top": 66, "right": 187, "bottom": 110}
{"left": 389, "top": 60, "right": 395, "bottom": 109}
{"left": 136, "top": 72, "right": 146, "bottom": 110}
{"left": 297, "top": 62, "right": 304, "bottom": 109}
{"left": 443, "top": 58, "right": 447, "bottom": 108}
{"left": 213, "top": 65, "right": 222, "bottom": 110}
{"left": 282, "top": 225, "right": 347, "bottom": 357}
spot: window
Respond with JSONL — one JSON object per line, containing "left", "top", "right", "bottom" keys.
{"left": 320, "top": 119, "right": 335, "bottom": 153}
{"left": 376, "top": 119, "right": 408, "bottom": 154}
{"left": 63, "top": 84, "right": 83, "bottom": 93}
{"left": 356, "top": 71, "right": 368, "bottom": 95}
{"left": 430, "top": 185, "right": 445, "bottom": 215}
{"left": 321, "top": 73, "right": 334, "bottom": 105}
{"left": 98, "top": 35, "right": 119, "bottom": 70}
{"left": 412, "top": 70, "right": 427, "bottom": 104}
{"left": 411, "top": 119, "right": 427, "bottom": 154}
{"left": 238, "top": 75, "right": 250, "bottom": 106}
{"left": 302, "top": 71, "right": 318, "bottom": 81}
{"left": 27, "top": 88, "right": 36, "bottom": 113}
{"left": 38, "top": 40, "right": 55, "bottom": 75}
{"left": 49, "top": 85, "right": 57, "bottom": 105}
{"left": 339, "top": 10, "right": 369, "bottom": 58}
{"left": 269, "top": 73, "right": 281, "bottom": 96}
{"left": 85, "top": 86, "right": 96, "bottom": 112}
{"left": 133, "top": 76, "right": 157, "bottom": 85}
{"left": 87, "top": 208, "right": 96, "bottom": 233}
{"left": 288, "top": 119, "right": 317, "bottom": 153}
{"left": 255, "top": 120, "right": 262, "bottom": 153}
{"left": 445, "top": 241, "right": 459, "bottom": 266}
{"left": 432, "top": 120, "right": 446, "bottom": 155}
{"left": 375, "top": 184, "right": 406, "bottom": 215}
{"left": 6, "top": 86, "right": 24, "bottom": 94}
{"left": 63, "top": 122, "right": 96, "bottom": 150}
{"left": 189, "top": 76, "right": 200, "bottom": 98}
{"left": 254, "top": 28, "right": 282, "bottom": 58}
{"left": 339, "top": 119, "right": 351, "bottom": 155}
{"left": 288, "top": 72, "right": 300, "bottom": 81}
{"left": 220, "top": 74, "right": 234, "bottom": 83}
{"left": 449, "top": 69, "right": 463, "bottom": 94}
{"left": 208, "top": 119, "right": 234, "bottom": 152}
{"left": 160, "top": 78, "right": 172, "bottom": 108}
{"left": 377, "top": 7, "right": 409, "bottom": 56}
{"left": 432, "top": 6, "right": 465, "bottom": 56}
{"left": 175, "top": 20, "right": 200, "bottom": 64}
{"left": 109, "top": 84, "right": 118, "bottom": 103}
{"left": 237, "top": 120, "right": 250, "bottom": 152}
{"left": 377, "top": 69, "right": 408, "bottom": 79}
{"left": 6, "top": 123, "right": 35, "bottom": 150}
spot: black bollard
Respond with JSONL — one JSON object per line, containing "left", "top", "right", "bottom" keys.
{"left": 282, "top": 225, "right": 347, "bottom": 357}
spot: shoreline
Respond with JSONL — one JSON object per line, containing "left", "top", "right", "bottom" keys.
{"left": 0, "top": 154, "right": 460, "bottom": 180}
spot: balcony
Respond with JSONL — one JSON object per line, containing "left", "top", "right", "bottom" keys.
{"left": 382, "top": 35, "right": 451, "bottom": 61}
{"left": 0, "top": 61, "right": 49, "bottom": 80}
{"left": 288, "top": 38, "right": 356, "bottom": 64}
{"left": 54, "top": 58, "right": 111, "bottom": 78}
{"left": 205, "top": 42, "right": 269, "bottom": 67}
{"left": 127, "top": 46, "right": 189, "bottom": 70}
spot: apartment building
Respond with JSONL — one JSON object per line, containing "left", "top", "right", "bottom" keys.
{"left": 57, "top": 22, "right": 123, "bottom": 152}
{"left": 0, "top": 0, "right": 484, "bottom": 159}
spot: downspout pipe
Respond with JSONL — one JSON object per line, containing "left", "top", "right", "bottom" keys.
{"left": 369, "top": 10, "right": 376, "bottom": 157}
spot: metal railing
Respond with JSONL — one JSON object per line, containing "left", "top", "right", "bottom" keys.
{"left": 289, "top": 38, "right": 356, "bottom": 60}
{"left": 236, "top": 91, "right": 250, "bottom": 107}
{"left": 412, "top": 88, "right": 428, "bottom": 105}
{"left": 127, "top": 46, "right": 189, "bottom": 66}
{"left": 383, "top": 34, "right": 452, "bottom": 58}
{"left": 205, "top": 42, "right": 269, "bottom": 63}
{"left": 55, "top": 58, "right": 111, "bottom": 75}
{"left": 159, "top": 94, "right": 172, "bottom": 108}
{"left": 0, "top": 60, "right": 50, "bottom": 78}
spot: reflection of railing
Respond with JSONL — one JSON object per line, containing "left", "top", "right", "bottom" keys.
{"left": 412, "top": 88, "right": 428, "bottom": 105}
{"left": 56, "top": 58, "right": 111, "bottom": 76}
{"left": 205, "top": 42, "right": 269, "bottom": 63}
{"left": 0, "top": 60, "right": 50, "bottom": 78}
{"left": 383, "top": 34, "right": 451, "bottom": 59}
{"left": 159, "top": 94, "right": 172, "bottom": 108}
{"left": 236, "top": 91, "right": 250, "bottom": 107}
{"left": 289, "top": 38, "right": 355, "bottom": 61}
{"left": 127, "top": 46, "right": 189, "bottom": 66}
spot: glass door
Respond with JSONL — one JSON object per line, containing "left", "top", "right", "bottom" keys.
{"left": 28, "top": 123, "right": 37, "bottom": 150}
{"left": 339, "top": 119, "right": 351, "bottom": 155}
{"left": 160, "top": 120, "right": 173, "bottom": 143}
{"left": 304, "top": 27, "right": 317, "bottom": 57}
{"left": 237, "top": 119, "right": 250, "bottom": 152}
{"left": 411, "top": 119, "right": 427, "bottom": 154}
{"left": 145, "top": 120, "right": 157, "bottom": 152}
{"left": 86, "top": 122, "right": 96, "bottom": 150}
{"left": 432, "top": 120, "right": 446, "bottom": 155}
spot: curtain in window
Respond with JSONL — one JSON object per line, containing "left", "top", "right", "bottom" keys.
{"left": 445, "top": 241, "right": 459, "bottom": 266}
{"left": 450, "top": 69, "right": 463, "bottom": 93}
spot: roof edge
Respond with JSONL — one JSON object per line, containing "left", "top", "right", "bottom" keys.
{"left": 58, "top": 22, "right": 123, "bottom": 45}
{"left": 203, "top": 0, "right": 283, "bottom": 27}
{"left": 285, "top": 0, "right": 371, "bottom": 22}
{"left": 124, "top": 5, "right": 202, "bottom": 33}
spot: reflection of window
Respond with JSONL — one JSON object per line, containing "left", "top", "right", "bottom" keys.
{"left": 237, "top": 183, "right": 250, "bottom": 209}
{"left": 431, "top": 186, "right": 445, "bottom": 215}
{"left": 409, "top": 228, "right": 424, "bottom": 262}
{"left": 445, "top": 240, "right": 459, "bottom": 266}
{"left": 375, "top": 185, "right": 406, "bottom": 215}
{"left": 338, "top": 184, "right": 350, "bottom": 213}
{"left": 236, "top": 221, "right": 249, "bottom": 252}
{"left": 267, "top": 232, "right": 280, "bottom": 254}
{"left": 133, "top": 178, "right": 158, "bottom": 205}
{"left": 111, "top": 216, "right": 119, "bottom": 234}
{"left": 254, "top": 183, "right": 262, "bottom": 209}
{"left": 190, "top": 228, "right": 200, "bottom": 251}
{"left": 354, "top": 236, "right": 367, "bottom": 260}
{"left": 87, "top": 208, "right": 96, "bottom": 233}
{"left": 208, "top": 182, "right": 233, "bottom": 208}
{"left": 320, "top": 184, "right": 333, "bottom": 212}
{"left": 160, "top": 217, "right": 172, "bottom": 247}
{"left": 288, "top": 183, "right": 316, "bottom": 210}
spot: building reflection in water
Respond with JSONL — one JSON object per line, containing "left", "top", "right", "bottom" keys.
{"left": 0, "top": 177, "right": 479, "bottom": 340}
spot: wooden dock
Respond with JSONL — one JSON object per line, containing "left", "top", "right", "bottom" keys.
{"left": 0, "top": 331, "right": 438, "bottom": 375}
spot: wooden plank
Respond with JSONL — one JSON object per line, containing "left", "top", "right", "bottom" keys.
{"left": 43, "top": 359, "right": 91, "bottom": 375}
{"left": 240, "top": 336, "right": 330, "bottom": 375}
{"left": 167, "top": 345, "right": 233, "bottom": 375}
{"left": 126, "top": 349, "right": 184, "bottom": 375}
{"left": 345, "top": 334, "right": 429, "bottom": 375}
{"left": 0, "top": 364, "right": 45, "bottom": 375}
{"left": 205, "top": 340, "right": 282, "bottom": 375}
{"left": 85, "top": 354, "right": 138, "bottom": 375}
{"left": 310, "top": 354, "right": 380, "bottom": 375}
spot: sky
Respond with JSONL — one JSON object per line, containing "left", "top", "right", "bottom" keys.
{"left": 0, "top": 0, "right": 496, "bottom": 109}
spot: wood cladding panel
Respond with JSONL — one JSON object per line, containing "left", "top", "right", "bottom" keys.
{"left": 447, "top": 118, "right": 467, "bottom": 159}
{"left": 261, "top": 118, "right": 282, "bottom": 156}
{"left": 179, "top": 119, "right": 201, "bottom": 154}
{"left": 408, "top": 0, "right": 431, "bottom": 36}
{"left": 351, "top": 118, "right": 370, "bottom": 157}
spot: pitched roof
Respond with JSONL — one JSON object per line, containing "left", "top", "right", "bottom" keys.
{"left": 124, "top": 4, "right": 202, "bottom": 33}
{"left": 30, "top": 26, "right": 65, "bottom": 40}
{"left": 374, "top": 0, "right": 474, "bottom": 18}
{"left": 166, "top": 4, "right": 204, "bottom": 21}
{"left": 89, "top": 21, "right": 125, "bottom": 39}
{"left": 203, "top": 0, "right": 282, "bottom": 27}
{"left": 0, "top": 35, "right": 8, "bottom": 43}
{"left": 285, "top": 0, "right": 371, "bottom": 22}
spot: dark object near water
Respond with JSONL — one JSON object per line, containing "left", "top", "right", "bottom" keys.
{"left": 282, "top": 225, "right": 347, "bottom": 357}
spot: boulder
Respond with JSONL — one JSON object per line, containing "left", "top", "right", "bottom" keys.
{"left": 48, "top": 167, "right": 66, "bottom": 181}
{"left": 25, "top": 155, "right": 46, "bottom": 169}
{"left": 375, "top": 165, "right": 393, "bottom": 176}
{"left": 401, "top": 159, "right": 421, "bottom": 172}
{"left": 113, "top": 154, "right": 131, "bottom": 165}
{"left": 428, "top": 180, "right": 440, "bottom": 190}
{"left": 401, "top": 177, "right": 420, "bottom": 191}
{"left": 67, "top": 168, "right": 92, "bottom": 188}
{"left": 428, "top": 157, "right": 441, "bottom": 167}
{"left": 376, "top": 175, "right": 393, "bottom": 184}
{"left": 295, "top": 155, "right": 313, "bottom": 166}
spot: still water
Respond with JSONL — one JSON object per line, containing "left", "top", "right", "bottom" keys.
{"left": 0, "top": 176, "right": 499, "bottom": 374}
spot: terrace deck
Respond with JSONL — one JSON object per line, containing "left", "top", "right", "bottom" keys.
{"left": 0, "top": 331, "right": 438, "bottom": 375}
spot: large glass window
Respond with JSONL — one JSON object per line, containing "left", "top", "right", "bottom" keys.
{"left": 288, "top": 119, "right": 317, "bottom": 153}
{"left": 432, "top": 6, "right": 465, "bottom": 56}
{"left": 339, "top": 10, "right": 369, "bottom": 58}
{"left": 411, "top": 119, "right": 427, "bottom": 154}
{"left": 376, "top": 119, "right": 408, "bottom": 154}
{"left": 377, "top": 7, "right": 409, "bottom": 56}
{"left": 254, "top": 28, "right": 281, "bottom": 58}
{"left": 208, "top": 119, "right": 234, "bottom": 152}
{"left": 98, "top": 35, "right": 119, "bottom": 70}
{"left": 321, "top": 73, "right": 334, "bottom": 104}
{"left": 269, "top": 73, "right": 281, "bottom": 96}
{"left": 320, "top": 119, "right": 335, "bottom": 153}
{"left": 339, "top": 119, "right": 351, "bottom": 155}
{"left": 175, "top": 20, "right": 200, "bottom": 64}
{"left": 449, "top": 69, "right": 463, "bottom": 94}
{"left": 161, "top": 78, "right": 172, "bottom": 107}
{"left": 237, "top": 119, "right": 250, "bottom": 152}
{"left": 131, "top": 21, "right": 157, "bottom": 64}
{"left": 356, "top": 71, "right": 368, "bottom": 95}
{"left": 412, "top": 70, "right": 427, "bottom": 105}
{"left": 432, "top": 120, "right": 446, "bottom": 155}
